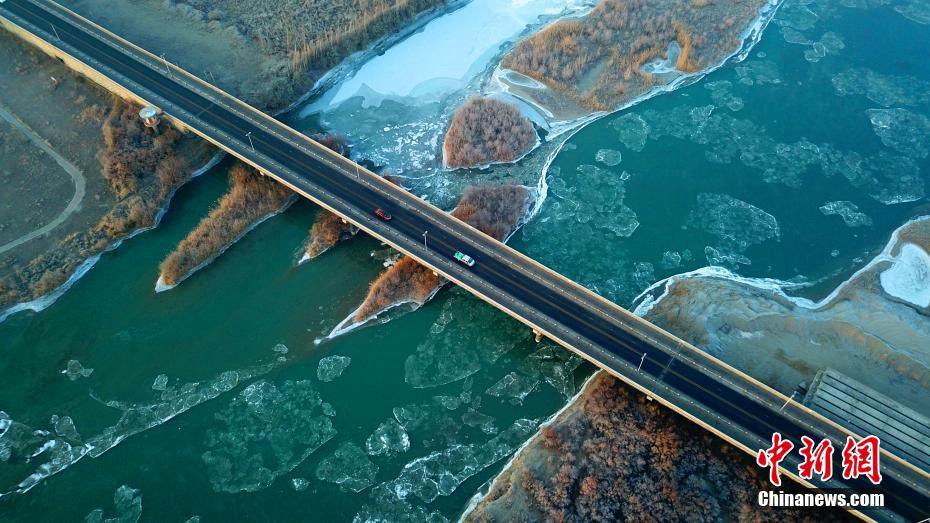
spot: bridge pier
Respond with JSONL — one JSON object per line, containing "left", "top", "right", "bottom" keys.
{"left": 532, "top": 329, "right": 543, "bottom": 343}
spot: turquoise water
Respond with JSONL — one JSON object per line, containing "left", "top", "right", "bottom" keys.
{"left": 2, "top": 0, "right": 929, "bottom": 520}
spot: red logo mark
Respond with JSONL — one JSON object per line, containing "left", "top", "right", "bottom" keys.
{"left": 798, "top": 436, "right": 834, "bottom": 481}
{"left": 757, "top": 432, "right": 794, "bottom": 486}
{"left": 841, "top": 435, "right": 882, "bottom": 485}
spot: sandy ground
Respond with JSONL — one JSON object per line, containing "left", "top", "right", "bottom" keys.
{"left": 0, "top": 31, "right": 113, "bottom": 269}
{"left": 635, "top": 217, "right": 930, "bottom": 416}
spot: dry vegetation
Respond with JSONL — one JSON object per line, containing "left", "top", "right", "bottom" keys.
{"left": 443, "top": 97, "right": 537, "bottom": 168}
{"left": 0, "top": 100, "right": 196, "bottom": 308}
{"left": 501, "top": 0, "right": 767, "bottom": 111}
{"left": 302, "top": 133, "right": 356, "bottom": 259}
{"left": 301, "top": 134, "right": 408, "bottom": 260}
{"left": 159, "top": 163, "right": 293, "bottom": 286}
{"left": 467, "top": 372, "right": 847, "bottom": 522}
{"left": 170, "top": 0, "right": 446, "bottom": 108}
{"left": 354, "top": 185, "right": 532, "bottom": 321}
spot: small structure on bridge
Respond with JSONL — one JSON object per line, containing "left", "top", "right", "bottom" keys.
{"left": 802, "top": 369, "right": 930, "bottom": 472}
{"left": 139, "top": 106, "right": 161, "bottom": 132}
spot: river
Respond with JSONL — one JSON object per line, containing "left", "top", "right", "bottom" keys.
{"left": 1, "top": 0, "right": 928, "bottom": 520}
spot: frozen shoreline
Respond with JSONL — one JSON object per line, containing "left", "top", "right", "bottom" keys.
{"left": 632, "top": 215, "right": 930, "bottom": 318}
{"left": 0, "top": 151, "right": 224, "bottom": 323}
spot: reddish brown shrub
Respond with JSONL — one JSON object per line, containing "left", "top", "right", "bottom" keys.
{"left": 443, "top": 97, "right": 537, "bottom": 168}
{"left": 159, "top": 163, "right": 292, "bottom": 285}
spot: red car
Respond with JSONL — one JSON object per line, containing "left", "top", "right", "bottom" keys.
{"left": 374, "top": 208, "right": 392, "bottom": 221}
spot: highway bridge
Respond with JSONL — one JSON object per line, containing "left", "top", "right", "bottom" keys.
{"left": 1, "top": 0, "right": 927, "bottom": 519}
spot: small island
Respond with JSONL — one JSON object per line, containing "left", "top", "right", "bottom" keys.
{"left": 354, "top": 184, "right": 534, "bottom": 321}
{"left": 443, "top": 97, "right": 537, "bottom": 169}
{"left": 158, "top": 163, "right": 293, "bottom": 289}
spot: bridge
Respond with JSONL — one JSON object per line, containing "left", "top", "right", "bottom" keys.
{"left": 1, "top": 0, "right": 927, "bottom": 519}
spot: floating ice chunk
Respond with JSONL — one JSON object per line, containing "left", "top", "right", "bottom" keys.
{"left": 151, "top": 374, "right": 169, "bottom": 391}
{"left": 272, "top": 344, "right": 289, "bottom": 355}
{"left": 803, "top": 32, "right": 844, "bottom": 63}
{"left": 485, "top": 372, "right": 538, "bottom": 406}
{"left": 660, "top": 251, "right": 683, "bottom": 270}
{"left": 381, "top": 418, "right": 538, "bottom": 504}
{"left": 516, "top": 344, "right": 581, "bottom": 398}
{"left": 595, "top": 149, "right": 622, "bottom": 166}
{"left": 632, "top": 262, "right": 656, "bottom": 291}
{"left": 317, "top": 356, "right": 351, "bottom": 382}
{"left": 820, "top": 148, "right": 924, "bottom": 204}
{"left": 433, "top": 395, "right": 462, "bottom": 411}
{"left": 867, "top": 108, "right": 930, "bottom": 159}
{"left": 354, "top": 483, "right": 447, "bottom": 523}
{"left": 202, "top": 380, "right": 336, "bottom": 493}
{"left": 895, "top": 0, "right": 930, "bottom": 24}
{"left": 610, "top": 113, "right": 649, "bottom": 152}
{"left": 62, "top": 360, "right": 93, "bottom": 381}
{"left": 774, "top": 1, "right": 819, "bottom": 31}
{"left": 705, "top": 246, "right": 752, "bottom": 268}
{"left": 780, "top": 26, "right": 812, "bottom": 45}
{"left": 832, "top": 68, "right": 930, "bottom": 107}
{"left": 405, "top": 294, "right": 526, "bottom": 388}
{"left": 291, "top": 477, "right": 310, "bottom": 492}
{"left": 734, "top": 60, "right": 782, "bottom": 85}
{"left": 316, "top": 442, "right": 378, "bottom": 492}
{"left": 85, "top": 485, "right": 142, "bottom": 523}
{"left": 461, "top": 410, "right": 497, "bottom": 435}
{"left": 705, "top": 81, "right": 744, "bottom": 112}
{"left": 686, "top": 193, "right": 780, "bottom": 252}
{"left": 879, "top": 243, "right": 930, "bottom": 308}
{"left": 367, "top": 419, "right": 410, "bottom": 456}
{"left": 819, "top": 201, "right": 873, "bottom": 227}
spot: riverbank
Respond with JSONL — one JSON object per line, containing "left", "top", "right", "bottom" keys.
{"left": 69, "top": 0, "right": 451, "bottom": 112}
{"left": 634, "top": 215, "right": 930, "bottom": 415}
{"left": 0, "top": 26, "right": 215, "bottom": 317}
{"left": 464, "top": 371, "right": 841, "bottom": 521}
{"left": 0, "top": 1, "right": 459, "bottom": 320}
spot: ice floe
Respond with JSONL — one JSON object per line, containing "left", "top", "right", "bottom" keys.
{"left": 705, "top": 81, "right": 745, "bottom": 111}
{"left": 610, "top": 113, "right": 649, "bottom": 152}
{"left": 819, "top": 201, "right": 873, "bottom": 227}
{"left": 894, "top": 0, "right": 930, "bottom": 24}
{"left": 291, "top": 477, "right": 310, "bottom": 492}
{"left": 201, "top": 379, "right": 336, "bottom": 493}
{"left": 485, "top": 372, "right": 539, "bottom": 406}
{"left": 366, "top": 419, "right": 410, "bottom": 457}
{"left": 686, "top": 193, "right": 780, "bottom": 252}
{"left": 594, "top": 149, "right": 622, "bottom": 167}
{"left": 316, "top": 442, "right": 378, "bottom": 493}
{"left": 61, "top": 360, "right": 93, "bottom": 381}
{"left": 404, "top": 293, "right": 528, "bottom": 388}
{"left": 879, "top": 243, "right": 930, "bottom": 308}
{"left": 377, "top": 418, "right": 538, "bottom": 504}
{"left": 85, "top": 485, "right": 142, "bottom": 523}
{"left": 832, "top": 68, "right": 930, "bottom": 107}
{"left": 317, "top": 355, "right": 352, "bottom": 383}
{"left": 867, "top": 107, "right": 930, "bottom": 159}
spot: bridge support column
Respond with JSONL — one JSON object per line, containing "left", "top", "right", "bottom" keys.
{"left": 533, "top": 329, "right": 543, "bottom": 343}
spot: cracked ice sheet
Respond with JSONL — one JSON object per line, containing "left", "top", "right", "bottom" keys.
{"left": 201, "top": 379, "right": 336, "bottom": 493}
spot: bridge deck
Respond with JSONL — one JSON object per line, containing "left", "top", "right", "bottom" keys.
{"left": 804, "top": 369, "right": 930, "bottom": 472}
